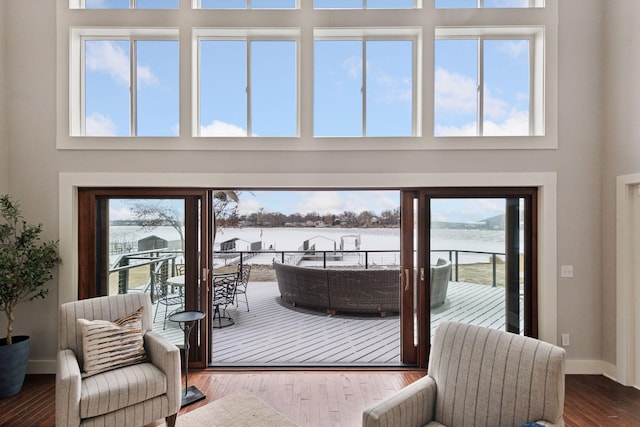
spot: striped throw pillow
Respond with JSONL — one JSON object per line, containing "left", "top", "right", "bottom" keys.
{"left": 78, "top": 306, "right": 148, "bottom": 378}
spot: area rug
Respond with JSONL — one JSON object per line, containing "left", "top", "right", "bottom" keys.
{"left": 173, "top": 390, "right": 297, "bottom": 426}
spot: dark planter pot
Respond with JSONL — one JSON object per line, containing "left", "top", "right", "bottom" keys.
{"left": 0, "top": 336, "right": 30, "bottom": 398}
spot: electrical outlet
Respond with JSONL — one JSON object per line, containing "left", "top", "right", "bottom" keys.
{"left": 561, "top": 334, "right": 570, "bottom": 346}
{"left": 560, "top": 265, "right": 574, "bottom": 278}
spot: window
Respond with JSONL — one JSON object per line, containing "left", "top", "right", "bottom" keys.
{"left": 71, "top": 0, "right": 179, "bottom": 9}
{"left": 70, "top": 29, "right": 179, "bottom": 137}
{"left": 314, "top": 29, "right": 419, "bottom": 137}
{"left": 196, "top": 30, "right": 298, "bottom": 137}
{"left": 60, "top": 1, "right": 557, "bottom": 149}
{"left": 435, "top": 27, "right": 543, "bottom": 137}
{"left": 315, "top": 0, "right": 415, "bottom": 9}
{"left": 434, "top": 0, "right": 544, "bottom": 8}
{"left": 198, "top": 0, "right": 296, "bottom": 9}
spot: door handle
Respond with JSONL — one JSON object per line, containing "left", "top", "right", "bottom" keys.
{"left": 420, "top": 267, "right": 425, "bottom": 282}
{"left": 404, "top": 268, "right": 410, "bottom": 291}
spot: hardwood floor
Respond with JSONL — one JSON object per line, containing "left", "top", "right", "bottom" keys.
{"left": 2, "top": 373, "right": 640, "bottom": 426}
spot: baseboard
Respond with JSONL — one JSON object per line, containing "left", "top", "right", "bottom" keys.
{"left": 28, "top": 360, "right": 56, "bottom": 375}
{"left": 25, "top": 358, "right": 626, "bottom": 384}
{"left": 565, "top": 359, "right": 614, "bottom": 376}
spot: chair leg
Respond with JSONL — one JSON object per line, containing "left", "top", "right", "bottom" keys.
{"left": 166, "top": 413, "right": 177, "bottom": 427}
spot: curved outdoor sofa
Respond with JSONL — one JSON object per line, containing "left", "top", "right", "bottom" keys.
{"left": 273, "top": 262, "right": 401, "bottom": 316}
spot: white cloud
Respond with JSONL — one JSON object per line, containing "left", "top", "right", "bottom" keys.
{"left": 373, "top": 72, "right": 412, "bottom": 105}
{"left": 200, "top": 120, "right": 247, "bottom": 137}
{"left": 497, "top": 40, "right": 529, "bottom": 59}
{"left": 483, "top": 85, "right": 509, "bottom": 120}
{"left": 434, "top": 67, "right": 477, "bottom": 113}
{"left": 85, "top": 40, "right": 158, "bottom": 87}
{"left": 483, "top": 109, "right": 529, "bottom": 136}
{"left": 435, "top": 121, "right": 477, "bottom": 137}
{"left": 86, "top": 112, "right": 117, "bottom": 136}
{"left": 435, "top": 109, "right": 528, "bottom": 137}
{"left": 238, "top": 198, "right": 265, "bottom": 216}
{"left": 342, "top": 55, "right": 362, "bottom": 79}
{"left": 297, "top": 192, "right": 346, "bottom": 215}
{"left": 110, "top": 207, "right": 135, "bottom": 221}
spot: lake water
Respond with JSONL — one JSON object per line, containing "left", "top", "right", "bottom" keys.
{"left": 110, "top": 225, "right": 514, "bottom": 265}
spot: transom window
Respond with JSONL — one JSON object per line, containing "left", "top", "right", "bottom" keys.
{"left": 435, "top": 27, "right": 543, "bottom": 137}
{"left": 71, "top": 0, "right": 179, "bottom": 8}
{"left": 434, "top": 0, "right": 544, "bottom": 8}
{"left": 71, "top": 29, "right": 179, "bottom": 137}
{"left": 60, "top": 1, "right": 557, "bottom": 149}
{"left": 314, "top": 30, "right": 418, "bottom": 137}
{"left": 195, "top": 30, "right": 299, "bottom": 137}
{"left": 315, "top": 0, "right": 415, "bottom": 9}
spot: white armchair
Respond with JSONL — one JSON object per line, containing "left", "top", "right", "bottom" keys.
{"left": 56, "top": 293, "right": 181, "bottom": 427}
{"left": 363, "top": 321, "right": 566, "bottom": 427}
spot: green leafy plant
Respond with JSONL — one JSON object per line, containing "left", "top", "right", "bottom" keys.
{"left": 0, "top": 195, "right": 61, "bottom": 345}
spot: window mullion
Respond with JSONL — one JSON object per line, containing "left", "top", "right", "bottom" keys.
{"left": 477, "top": 36, "right": 484, "bottom": 136}
{"left": 362, "top": 39, "right": 367, "bottom": 137}
{"left": 246, "top": 39, "right": 252, "bottom": 138}
{"left": 131, "top": 39, "right": 137, "bottom": 137}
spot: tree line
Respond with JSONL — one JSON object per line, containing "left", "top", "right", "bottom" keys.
{"left": 217, "top": 207, "right": 401, "bottom": 228}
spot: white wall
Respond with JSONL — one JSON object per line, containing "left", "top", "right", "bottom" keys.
{"left": 603, "top": 2, "right": 640, "bottom": 371}
{"left": 2, "top": 0, "right": 608, "bottom": 373}
{"left": 0, "top": 0, "right": 7, "bottom": 194}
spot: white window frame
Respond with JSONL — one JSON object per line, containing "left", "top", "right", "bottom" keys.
{"left": 192, "top": 0, "right": 300, "bottom": 8}
{"left": 313, "top": 28, "right": 422, "bottom": 138}
{"left": 58, "top": 1, "right": 558, "bottom": 150}
{"left": 435, "top": 26, "right": 543, "bottom": 137}
{"left": 435, "top": 0, "right": 544, "bottom": 8}
{"left": 193, "top": 28, "right": 300, "bottom": 138}
{"left": 69, "top": 28, "right": 179, "bottom": 137}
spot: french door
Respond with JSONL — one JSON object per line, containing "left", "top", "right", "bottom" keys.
{"left": 400, "top": 188, "right": 538, "bottom": 368}
{"left": 77, "top": 188, "right": 212, "bottom": 368}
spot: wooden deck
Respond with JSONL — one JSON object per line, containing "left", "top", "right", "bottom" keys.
{"left": 153, "top": 280, "right": 511, "bottom": 367}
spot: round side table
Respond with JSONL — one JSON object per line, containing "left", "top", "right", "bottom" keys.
{"left": 168, "top": 310, "right": 206, "bottom": 407}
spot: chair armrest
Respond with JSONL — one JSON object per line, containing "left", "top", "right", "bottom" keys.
{"left": 362, "top": 375, "right": 437, "bottom": 427}
{"left": 56, "top": 349, "right": 82, "bottom": 427}
{"left": 145, "top": 331, "right": 181, "bottom": 414}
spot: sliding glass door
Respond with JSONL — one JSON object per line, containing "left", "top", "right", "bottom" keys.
{"left": 77, "top": 188, "right": 212, "bottom": 368}
{"left": 401, "top": 188, "right": 538, "bottom": 368}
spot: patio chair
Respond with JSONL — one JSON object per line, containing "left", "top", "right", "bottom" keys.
{"left": 362, "top": 321, "right": 566, "bottom": 427}
{"left": 212, "top": 273, "right": 238, "bottom": 328}
{"left": 234, "top": 264, "right": 252, "bottom": 311}
{"left": 152, "top": 263, "right": 184, "bottom": 330}
{"left": 430, "top": 258, "right": 452, "bottom": 307}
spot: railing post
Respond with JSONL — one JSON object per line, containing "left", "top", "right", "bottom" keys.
{"left": 118, "top": 257, "right": 129, "bottom": 295}
{"left": 455, "top": 251, "right": 459, "bottom": 282}
{"left": 492, "top": 254, "right": 497, "bottom": 287}
{"left": 365, "top": 251, "right": 369, "bottom": 269}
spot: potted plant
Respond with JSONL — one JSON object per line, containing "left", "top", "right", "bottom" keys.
{"left": 0, "top": 194, "right": 60, "bottom": 397}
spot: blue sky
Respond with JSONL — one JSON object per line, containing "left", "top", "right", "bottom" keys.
{"left": 83, "top": 2, "right": 531, "bottom": 137}
{"left": 110, "top": 191, "right": 506, "bottom": 223}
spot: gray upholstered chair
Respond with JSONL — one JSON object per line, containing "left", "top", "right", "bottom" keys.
{"left": 430, "top": 258, "right": 452, "bottom": 307}
{"left": 56, "top": 293, "right": 181, "bottom": 427}
{"left": 363, "top": 321, "right": 566, "bottom": 427}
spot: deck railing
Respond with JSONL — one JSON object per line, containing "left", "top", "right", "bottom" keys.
{"left": 108, "top": 248, "right": 507, "bottom": 290}
{"left": 219, "top": 248, "right": 507, "bottom": 287}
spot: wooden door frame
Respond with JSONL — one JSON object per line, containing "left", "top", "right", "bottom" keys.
{"left": 77, "top": 188, "right": 210, "bottom": 368}
{"left": 403, "top": 187, "right": 539, "bottom": 368}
